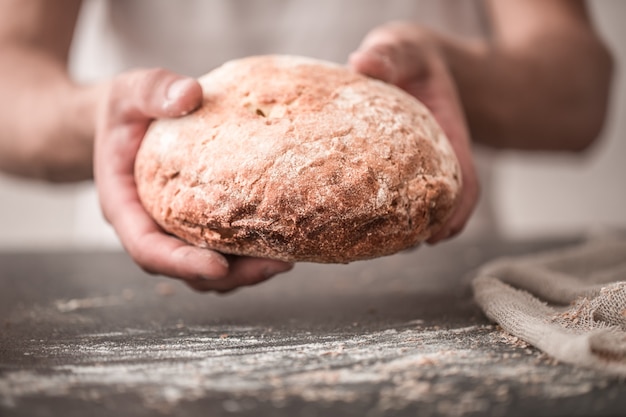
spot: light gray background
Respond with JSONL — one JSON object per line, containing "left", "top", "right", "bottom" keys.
{"left": 0, "top": 0, "right": 624, "bottom": 249}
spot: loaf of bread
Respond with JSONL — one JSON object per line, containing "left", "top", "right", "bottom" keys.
{"left": 135, "top": 55, "right": 461, "bottom": 263}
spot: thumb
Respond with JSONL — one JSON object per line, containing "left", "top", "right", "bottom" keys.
{"left": 105, "top": 68, "right": 203, "bottom": 125}
{"left": 95, "top": 68, "right": 203, "bottom": 179}
{"left": 349, "top": 23, "right": 432, "bottom": 86}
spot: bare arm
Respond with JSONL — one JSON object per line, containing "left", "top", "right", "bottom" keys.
{"left": 0, "top": 0, "right": 293, "bottom": 290}
{"left": 0, "top": 0, "right": 96, "bottom": 181}
{"left": 445, "top": 0, "right": 613, "bottom": 151}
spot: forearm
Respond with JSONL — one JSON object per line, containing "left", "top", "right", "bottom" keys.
{"left": 425, "top": 0, "right": 615, "bottom": 152}
{"left": 440, "top": 29, "right": 612, "bottom": 151}
{"left": 0, "top": 45, "right": 98, "bottom": 181}
{"left": 0, "top": 0, "right": 97, "bottom": 182}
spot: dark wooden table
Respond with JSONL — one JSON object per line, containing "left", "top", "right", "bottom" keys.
{"left": 1, "top": 236, "right": 624, "bottom": 417}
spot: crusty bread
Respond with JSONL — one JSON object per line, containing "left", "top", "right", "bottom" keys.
{"left": 135, "top": 55, "right": 461, "bottom": 263}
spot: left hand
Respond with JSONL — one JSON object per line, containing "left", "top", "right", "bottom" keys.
{"left": 93, "top": 68, "right": 293, "bottom": 292}
{"left": 349, "top": 22, "right": 479, "bottom": 243}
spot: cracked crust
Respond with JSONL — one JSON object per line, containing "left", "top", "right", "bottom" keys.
{"left": 135, "top": 55, "right": 461, "bottom": 263}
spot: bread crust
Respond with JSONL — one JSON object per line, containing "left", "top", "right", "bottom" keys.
{"left": 135, "top": 55, "right": 461, "bottom": 263}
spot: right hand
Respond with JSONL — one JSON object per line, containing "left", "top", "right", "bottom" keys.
{"left": 350, "top": 22, "right": 480, "bottom": 243}
{"left": 93, "top": 68, "right": 293, "bottom": 292}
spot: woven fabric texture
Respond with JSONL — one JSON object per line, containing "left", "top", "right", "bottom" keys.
{"left": 472, "top": 236, "right": 626, "bottom": 376}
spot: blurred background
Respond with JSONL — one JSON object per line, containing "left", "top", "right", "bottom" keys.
{"left": 0, "top": 0, "right": 624, "bottom": 249}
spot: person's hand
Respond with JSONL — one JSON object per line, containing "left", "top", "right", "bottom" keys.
{"left": 349, "top": 22, "right": 479, "bottom": 243}
{"left": 93, "top": 68, "right": 293, "bottom": 292}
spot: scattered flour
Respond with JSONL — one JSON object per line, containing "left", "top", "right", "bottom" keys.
{"left": 0, "top": 322, "right": 605, "bottom": 416}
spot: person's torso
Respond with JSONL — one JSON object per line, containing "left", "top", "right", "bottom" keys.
{"left": 69, "top": 0, "right": 496, "bottom": 246}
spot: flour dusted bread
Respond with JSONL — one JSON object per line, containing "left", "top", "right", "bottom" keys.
{"left": 135, "top": 55, "right": 461, "bottom": 263}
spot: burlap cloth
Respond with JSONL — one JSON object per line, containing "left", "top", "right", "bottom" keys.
{"left": 472, "top": 235, "right": 626, "bottom": 377}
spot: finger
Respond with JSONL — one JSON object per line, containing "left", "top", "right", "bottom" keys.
{"left": 94, "top": 68, "right": 216, "bottom": 282}
{"left": 427, "top": 170, "right": 480, "bottom": 244}
{"left": 427, "top": 93, "right": 480, "bottom": 244}
{"left": 228, "top": 257, "right": 294, "bottom": 286}
{"left": 183, "top": 258, "right": 294, "bottom": 293}
{"left": 96, "top": 69, "right": 203, "bottom": 178}
{"left": 106, "top": 68, "right": 203, "bottom": 124}
{"left": 109, "top": 185, "right": 230, "bottom": 281}
{"left": 352, "top": 24, "right": 479, "bottom": 244}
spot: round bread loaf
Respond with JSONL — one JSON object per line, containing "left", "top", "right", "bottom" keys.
{"left": 135, "top": 55, "right": 461, "bottom": 263}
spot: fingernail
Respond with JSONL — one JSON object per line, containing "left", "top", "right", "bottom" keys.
{"left": 164, "top": 78, "right": 198, "bottom": 115}
{"left": 166, "top": 78, "right": 196, "bottom": 101}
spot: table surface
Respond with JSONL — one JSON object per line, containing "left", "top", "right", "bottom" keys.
{"left": 1, "top": 236, "right": 624, "bottom": 417}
